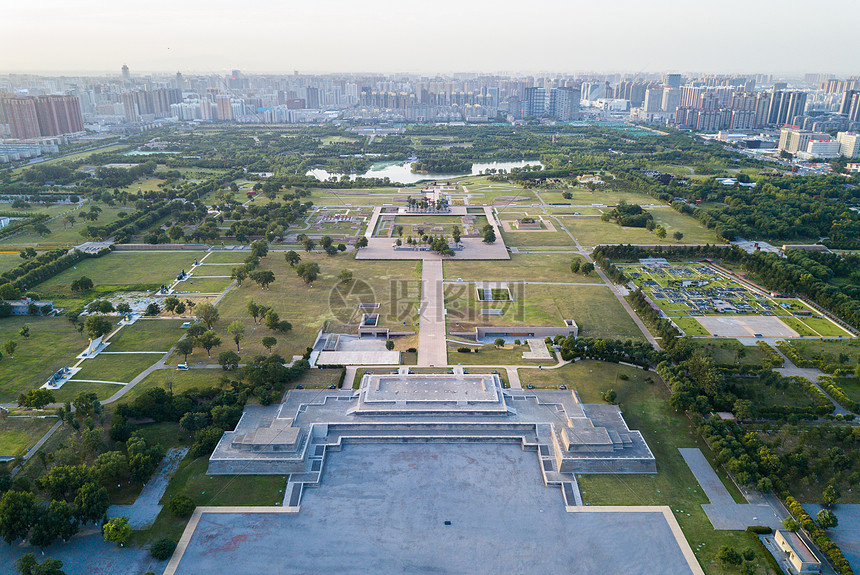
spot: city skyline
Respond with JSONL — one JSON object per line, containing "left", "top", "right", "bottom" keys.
{"left": 2, "top": 0, "right": 859, "bottom": 76}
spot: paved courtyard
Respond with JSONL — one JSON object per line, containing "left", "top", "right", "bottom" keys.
{"left": 695, "top": 315, "right": 798, "bottom": 338}
{"left": 175, "top": 444, "right": 701, "bottom": 575}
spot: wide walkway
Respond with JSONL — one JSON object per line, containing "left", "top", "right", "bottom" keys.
{"left": 417, "top": 260, "right": 447, "bottom": 366}
{"left": 679, "top": 448, "right": 781, "bottom": 530}
{"left": 107, "top": 447, "right": 189, "bottom": 529}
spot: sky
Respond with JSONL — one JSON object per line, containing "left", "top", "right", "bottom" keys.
{"left": 1, "top": 0, "right": 858, "bottom": 76}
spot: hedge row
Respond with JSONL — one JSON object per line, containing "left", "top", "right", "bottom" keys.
{"left": 785, "top": 496, "right": 854, "bottom": 575}
{"left": 756, "top": 341, "right": 784, "bottom": 368}
{"left": 818, "top": 376, "right": 860, "bottom": 414}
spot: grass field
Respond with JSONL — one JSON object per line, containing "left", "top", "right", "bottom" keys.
{"left": 444, "top": 252, "right": 587, "bottom": 283}
{"left": 648, "top": 208, "right": 724, "bottom": 244}
{"left": 535, "top": 186, "right": 658, "bottom": 206}
{"left": 499, "top": 227, "right": 575, "bottom": 247}
{"left": 693, "top": 339, "right": 768, "bottom": 366}
{"left": 106, "top": 319, "right": 185, "bottom": 352}
{"left": 0, "top": 417, "right": 57, "bottom": 457}
{"left": 35, "top": 251, "right": 208, "bottom": 302}
{"left": 784, "top": 338, "right": 860, "bottom": 366}
{"left": 11, "top": 143, "right": 128, "bottom": 176}
{"left": 0, "top": 316, "right": 85, "bottom": 402}
{"left": 118, "top": 369, "right": 229, "bottom": 404}
{"left": 447, "top": 342, "right": 544, "bottom": 365}
{"left": 71, "top": 353, "right": 158, "bottom": 383}
{"left": 173, "top": 276, "right": 233, "bottom": 295}
{"left": 520, "top": 360, "right": 770, "bottom": 575}
{"left": 1, "top": 203, "right": 130, "bottom": 246}
{"left": 0, "top": 252, "right": 24, "bottom": 273}
{"left": 130, "top": 452, "right": 287, "bottom": 544}
{"left": 446, "top": 283, "right": 644, "bottom": 341}
{"left": 173, "top": 253, "right": 422, "bottom": 364}
{"left": 50, "top": 380, "right": 120, "bottom": 403}
{"left": 564, "top": 218, "right": 680, "bottom": 247}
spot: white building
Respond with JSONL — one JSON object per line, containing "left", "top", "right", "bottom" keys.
{"left": 774, "top": 530, "right": 821, "bottom": 574}
{"left": 797, "top": 139, "right": 841, "bottom": 160}
{"left": 837, "top": 131, "right": 860, "bottom": 158}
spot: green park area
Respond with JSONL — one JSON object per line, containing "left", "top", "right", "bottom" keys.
{"left": 104, "top": 319, "right": 185, "bottom": 352}
{"left": 1, "top": 203, "right": 131, "bottom": 246}
{"left": 0, "top": 417, "right": 58, "bottom": 457}
{"left": 445, "top": 283, "right": 643, "bottom": 341}
{"left": 0, "top": 316, "right": 84, "bottom": 402}
{"left": 0, "top": 252, "right": 22, "bottom": 273}
{"left": 71, "top": 353, "right": 159, "bottom": 383}
{"left": 444, "top": 252, "right": 587, "bottom": 283}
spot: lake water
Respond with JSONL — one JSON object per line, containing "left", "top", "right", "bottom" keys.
{"left": 306, "top": 160, "right": 543, "bottom": 185}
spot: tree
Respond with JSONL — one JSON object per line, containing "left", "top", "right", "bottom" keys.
{"left": 817, "top": 508, "right": 839, "bottom": 529}
{"left": 227, "top": 321, "right": 245, "bottom": 352}
{"left": 195, "top": 302, "right": 219, "bottom": 330}
{"left": 102, "top": 517, "right": 131, "bottom": 546}
{"left": 15, "top": 554, "right": 65, "bottom": 575}
{"left": 0, "top": 283, "right": 21, "bottom": 300}
{"left": 167, "top": 225, "right": 185, "bottom": 242}
{"left": 230, "top": 266, "right": 246, "bottom": 286}
{"left": 19, "top": 247, "right": 37, "bottom": 260}
{"left": 494, "top": 338, "right": 505, "bottom": 348}
{"left": 179, "top": 412, "right": 209, "bottom": 434}
{"left": 655, "top": 226, "right": 667, "bottom": 239}
{"left": 197, "top": 331, "right": 221, "bottom": 358}
{"left": 338, "top": 269, "right": 353, "bottom": 285}
{"left": 84, "top": 315, "right": 112, "bottom": 340}
{"left": 4, "top": 340, "right": 17, "bottom": 357}
{"left": 74, "top": 482, "right": 109, "bottom": 524}
{"left": 145, "top": 302, "right": 161, "bottom": 316}
{"left": 385, "top": 340, "right": 395, "bottom": 351}
{"left": 247, "top": 301, "right": 261, "bottom": 324}
{"left": 295, "top": 262, "right": 320, "bottom": 285}
{"left": 115, "top": 302, "right": 131, "bottom": 316}
{"left": 262, "top": 336, "right": 277, "bottom": 352}
{"left": 18, "top": 389, "right": 55, "bottom": 409}
{"left": 93, "top": 451, "right": 128, "bottom": 484}
{"left": 355, "top": 236, "right": 368, "bottom": 250}
{"left": 823, "top": 483, "right": 840, "bottom": 508}
{"left": 0, "top": 490, "right": 37, "bottom": 544}
{"left": 176, "top": 339, "right": 194, "bottom": 363}
{"left": 570, "top": 260, "right": 581, "bottom": 274}
{"left": 321, "top": 235, "right": 333, "bottom": 249}
{"left": 285, "top": 250, "right": 301, "bottom": 267}
{"left": 167, "top": 495, "right": 196, "bottom": 518}
{"left": 482, "top": 226, "right": 496, "bottom": 244}
{"left": 716, "top": 545, "right": 743, "bottom": 568}
{"left": 150, "top": 537, "right": 177, "bottom": 560}
{"left": 163, "top": 296, "right": 180, "bottom": 314}
{"left": 581, "top": 262, "right": 595, "bottom": 275}
{"left": 29, "top": 500, "right": 78, "bottom": 547}
{"left": 250, "top": 270, "right": 275, "bottom": 289}
{"left": 265, "top": 310, "right": 291, "bottom": 332}
{"left": 673, "top": 231, "right": 684, "bottom": 241}
{"left": 303, "top": 238, "right": 316, "bottom": 253}
{"left": 782, "top": 517, "right": 800, "bottom": 531}
{"left": 70, "top": 276, "right": 94, "bottom": 292}
{"left": 72, "top": 392, "right": 100, "bottom": 417}
{"left": 601, "top": 389, "right": 617, "bottom": 404}
{"left": 452, "top": 226, "right": 461, "bottom": 243}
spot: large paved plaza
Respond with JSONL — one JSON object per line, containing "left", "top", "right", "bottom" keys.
{"left": 173, "top": 444, "right": 700, "bottom": 575}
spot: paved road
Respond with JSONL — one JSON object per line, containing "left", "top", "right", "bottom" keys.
{"left": 679, "top": 448, "right": 781, "bottom": 530}
{"left": 417, "top": 260, "right": 447, "bottom": 366}
{"left": 108, "top": 447, "right": 189, "bottom": 528}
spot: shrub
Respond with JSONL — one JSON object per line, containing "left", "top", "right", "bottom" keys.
{"left": 167, "top": 495, "right": 196, "bottom": 518}
{"left": 150, "top": 537, "right": 177, "bottom": 560}
{"left": 457, "top": 347, "right": 472, "bottom": 353}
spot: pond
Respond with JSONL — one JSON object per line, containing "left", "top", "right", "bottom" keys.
{"left": 307, "top": 160, "right": 543, "bottom": 185}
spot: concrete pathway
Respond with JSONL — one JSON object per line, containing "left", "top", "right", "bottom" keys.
{"left": 803, "top": 504, "right": 860, "bottom": 573}
{"left": 679, "top": 448, "right": 782, "bottom": 530}
{"left": 107, "top": 447, "right": 189, "bottom": 529}
{"left": 505, "top": 368, "right": 522, "bottom": 389}
{"left": 9, "top": 419, "right": 62, "bottom": 478}
{"left": 418, "top": 259, "right": 447, "bottom": 366}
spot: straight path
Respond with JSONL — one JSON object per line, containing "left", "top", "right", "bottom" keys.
{"left": 417, "top": 259, "right": 447, "bottom": 366}
{"left": 9, "top": 419, "right": 62, "bottom": 478}
{"left": 107, "top": 447, "right": 189, "bottom": 528}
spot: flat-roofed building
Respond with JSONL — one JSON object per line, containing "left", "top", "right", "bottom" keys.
{"left": 775, "top": 530, "right": 821, "bottom": 574}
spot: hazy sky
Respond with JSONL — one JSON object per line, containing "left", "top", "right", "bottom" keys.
{"left": 1, "top": 0, "right": 858, "bottom": 76}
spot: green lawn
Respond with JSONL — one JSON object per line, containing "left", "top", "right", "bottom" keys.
{"left": 784, "top": 339, "right": 860, "bottom": 366}
{"left": 535, "top": 186, "right": 658, "bottom": 206}
{"left": 648, "top": 208, "right": 724, "bottom": 244}
{"left": 565, "top": 218, "right": 683, "bottom": 248}
{"left": 448, "top": 342, "right": 544, "bottom": 366}
{"left": 71, "top": 353, "right": 158, "bottom": 383}
{"left": 1, "top": 203, "right": 131, "bottom": 246}
{"left": 106, "top": 320, "right": 185, "bottom": 352}
{"left": 443, "top": 252, "right": 588, "bottom": 283}
{"left": 118, "top": 369, "right": 229, "bottom": 404}
{"left": 446, "top": 283, "right": 644, "bottom": 341}
{"left": 521, "top": 360, "right": 772, "bottom": 575}
{"left": 173, "top": 254, "right": 422, "bottom": 364}
{"left": 0, "top": 417, "right": 57, "bottom": 457}
{"left": 673, "top": 317, "right": 711, "bottom": 337}
{"left": 51, "top": 380, "right": 120, "bottom": 403}
{"left": 35, "top": 251, "right": 208, "bottom": 302}
{"left": 130, "top": 453, "right": 287, "bottom": 544}
{"left": 173, "top": 276, "right": 233, "bottom": 295}
{"left": 0, "top": 316, "right": 86, "bottom": 402}
{"left": 0, "top": 252, "right": 23, "bottom": 273}
{"left": 692, "top": 339, "right": 767, "bottom": 366}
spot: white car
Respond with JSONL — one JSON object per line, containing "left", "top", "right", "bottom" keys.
{"left": 177, "top": 363, "right": 189, "bottom": 371}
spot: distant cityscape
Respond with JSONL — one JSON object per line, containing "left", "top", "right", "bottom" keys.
{"left": 1, "top": 68, "right": 860, "bottom": 165}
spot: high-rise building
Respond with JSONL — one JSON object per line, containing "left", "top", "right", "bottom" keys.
{"left": 778, "top": 128, "right": 829, "bottom": 154}
{"left": 0, "top": 95, "right": 41, "bottom": 139}
{"left": 523, "top": 87, "right": 546, "bottom": 117}
{"left": 306, "top": 87, "right": 320, "bottom": 109}
{"left": 0, "top": 94, "right": 81, "bottom": 138}
{"left": 121, "top": 64, "right": 130, "bottom": 81}
{"left": 661, "top": 88, "right": 681, "bottom": 113}
{"left": 33, "top": 95, "right": 83, "bottom": 136}
{"left": 665, "top": 74, "right": 682, "bottom": 90}
{"left": 548, "top": 87, "right": 581, "bottom": 121}
{"left": 837, "top": 132, "right": 860, "bottom": 158}
{"left": 215, "top": 95, "right": 233, "bottom": 121}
